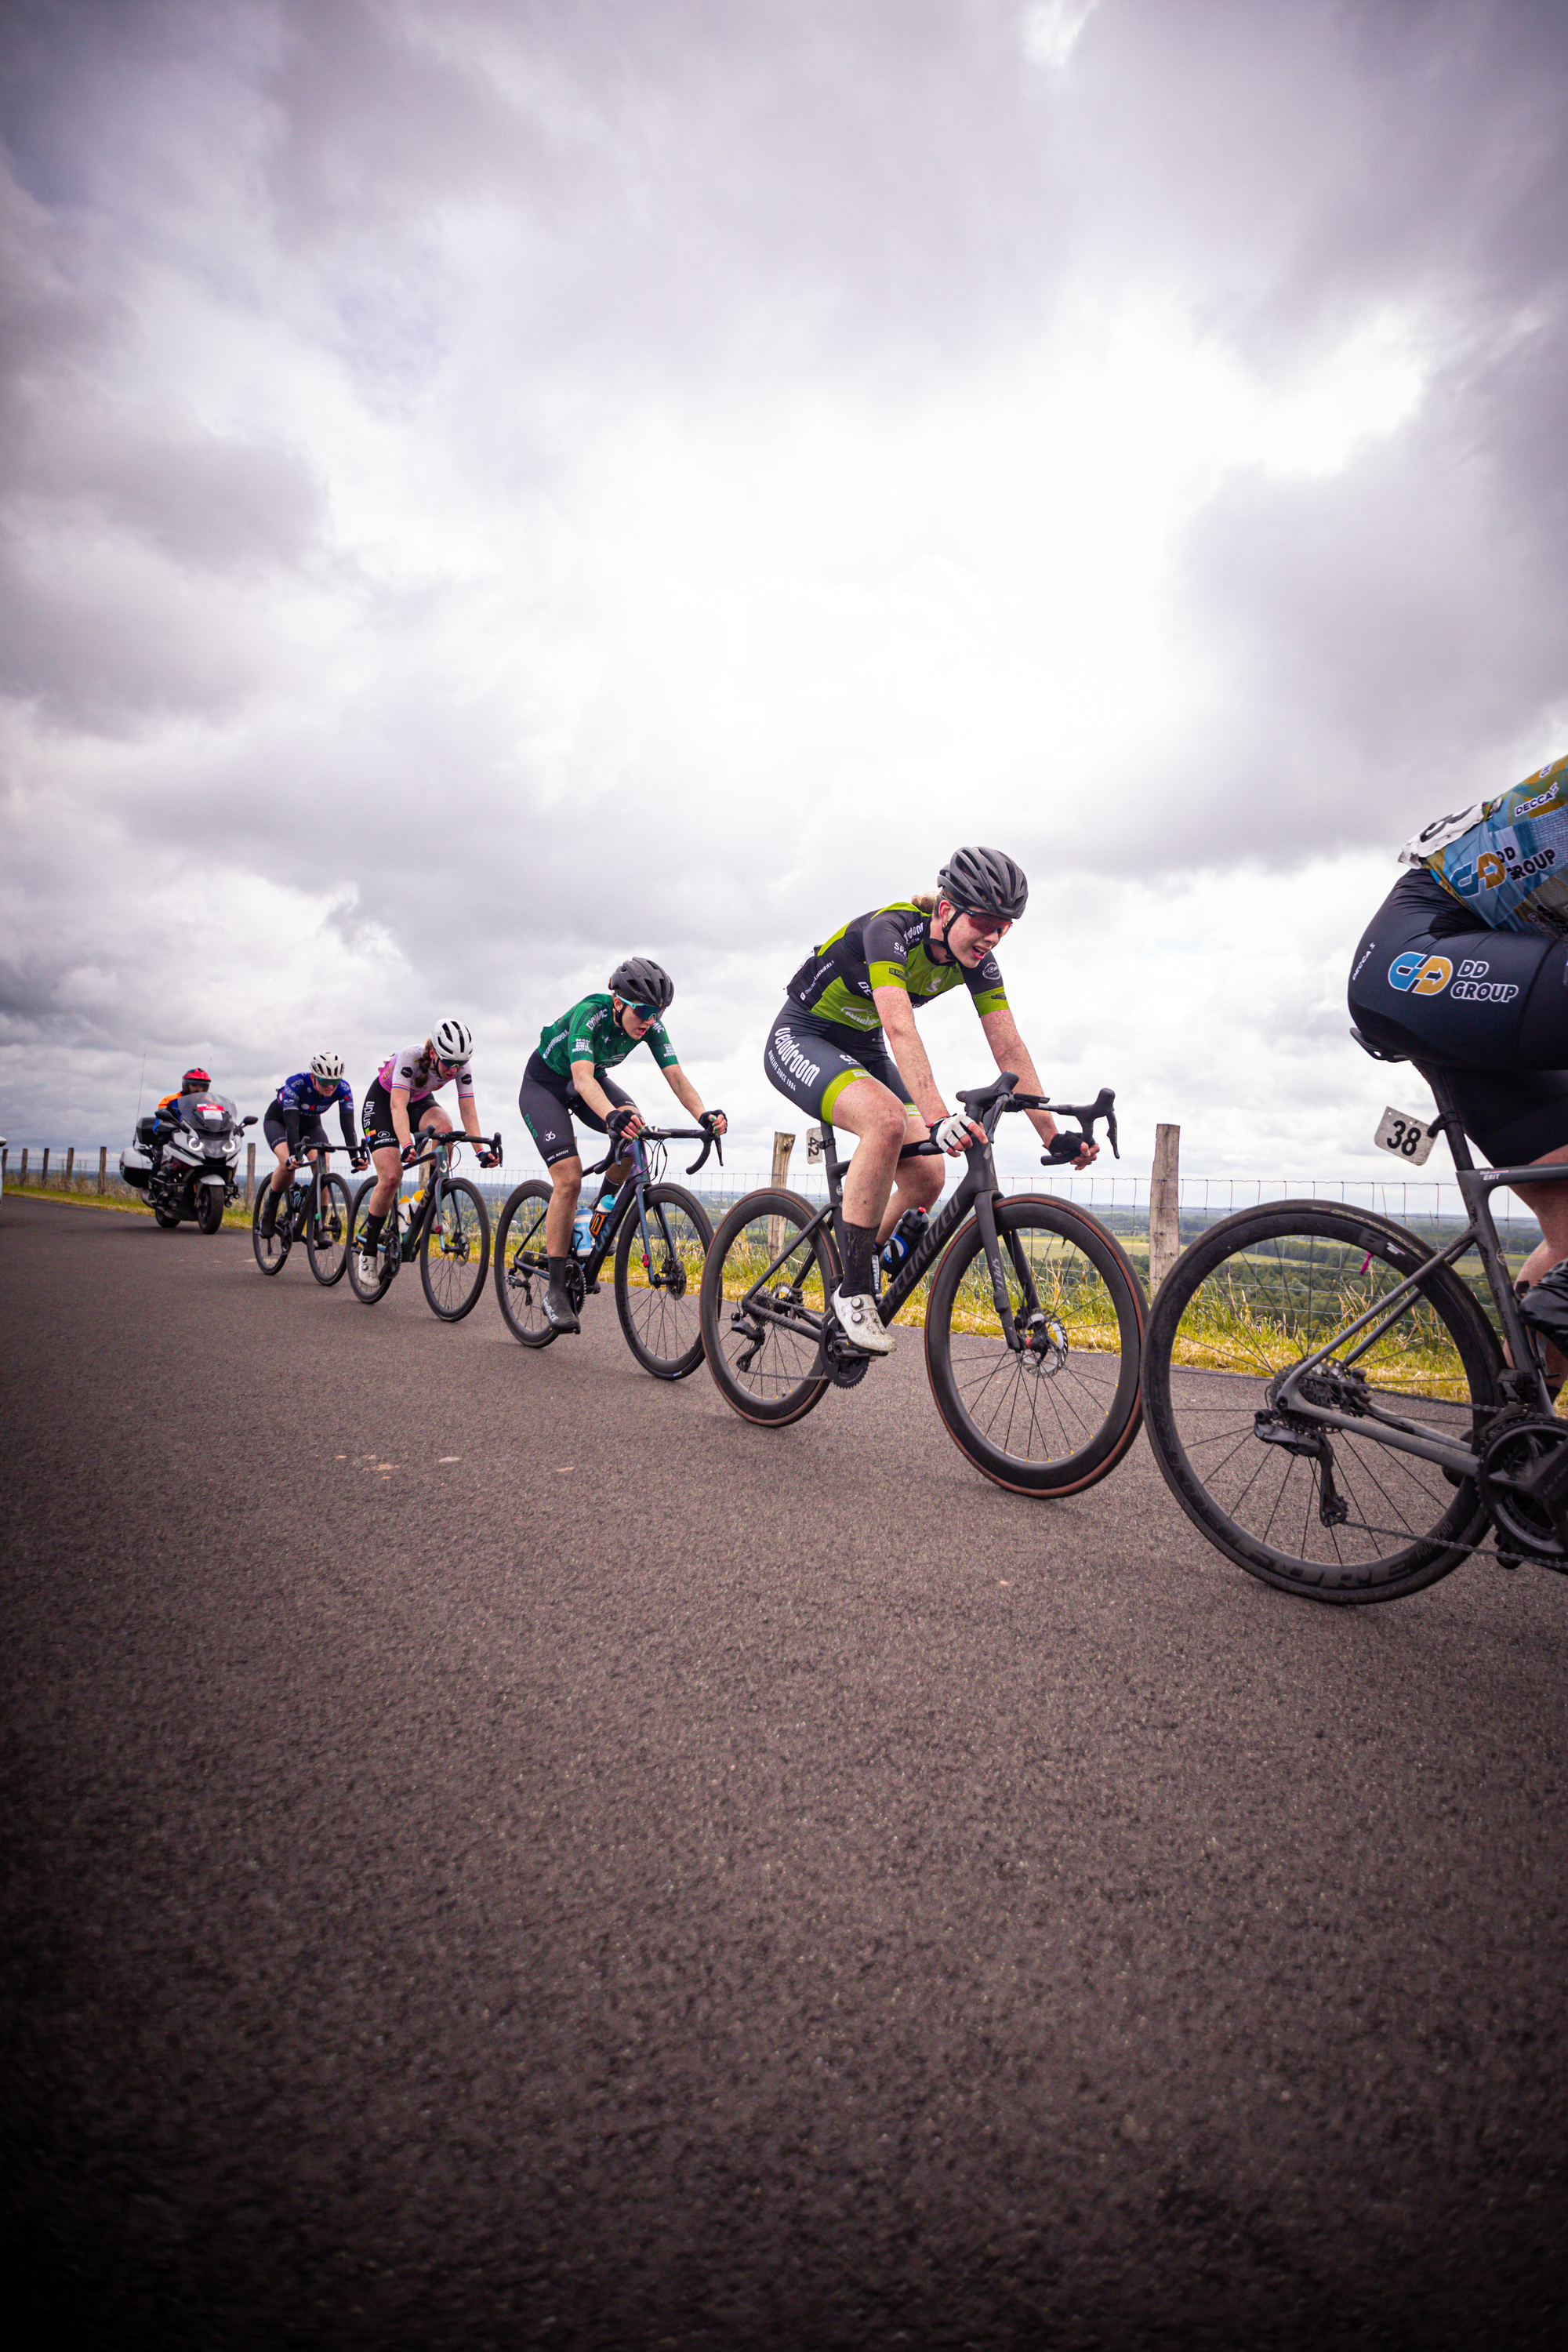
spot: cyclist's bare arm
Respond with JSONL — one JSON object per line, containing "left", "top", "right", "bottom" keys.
{"left": 662, "top": 1064, "right": 725, "bottom": 1131}
{"left": 570, "top": 1058, "right": 641, "bottom": 1132}
{"left": 870, "top": 985, "right": 946, "bottom": 1131}
{"left": 389, "top": 1086, "right": 414, "bottom": 1154}
{"left": 979, "top": 1006, "right": 1098, "bottom": 1167}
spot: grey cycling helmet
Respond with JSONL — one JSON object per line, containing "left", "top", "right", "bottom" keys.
{"left": 310, "top": 1050, "right": 345, "bottom": 1083}
{"left": 432, "top": 1018, "right": 473, "bottom": 1061}
{"left": 936, "top": 846, "right": 1029, "bottom": 921}
{"left": 608, "top": 956, "right": 674, "bottom": 1011}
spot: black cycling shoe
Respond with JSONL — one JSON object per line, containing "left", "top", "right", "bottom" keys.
{"left": 259, "top": 1189, "right": 279, "bottom": 1239}
{"left": 543, "top": 1259, "right": 580, "bottom": 1334}
{"left": 1518, "top": 1266, "right": 1568, "bottom": 1348}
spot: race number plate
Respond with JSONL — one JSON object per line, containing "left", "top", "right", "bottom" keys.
{"left": 1374, "top": 1106, "right": 1438, "bottom": 1165}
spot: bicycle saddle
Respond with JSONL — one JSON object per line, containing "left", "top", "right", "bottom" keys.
{"left": 1349, "top": 1023, "right": 1410, "bottom": 1064}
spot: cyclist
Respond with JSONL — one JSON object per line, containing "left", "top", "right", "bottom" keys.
{"left": 1348, "top": 751, "right": 1568, "bottom": 1359}
{"left": 151, "top": 1067, "right": 213, "bottom": 1173}
{"left": 764, "top": 847, "right": 1095, "bottom": 1358}
{"left": 354, "top": 1021, "right": 499, "bottom": 1281}
{"left": 518, "top": 957, "right": 727, "bottom": 1334}
{"left": 259, "top": 1054, "right": 362, "bottom": 1241}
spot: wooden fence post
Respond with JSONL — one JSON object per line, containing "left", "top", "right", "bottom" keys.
{"left": 768, "top": 1132, "right": 795, "bottom": 1259}
{"left": 245, "top": 1141, "right": 256, "bottom": 1208}
{"left": 19, "top": 1149, "right": 27, "bottom": 1185}
{"left": 65, "top": 1147, "right": 74, "bottom": 1191}
{"left": 40, "top": 1147, "right": 49, "bottom": 1189}
{"left": 1150, "top": 1123, "right": 1180, "bottom": 1297}
{"left": 98, "top": 1145, "right": 107, "bottom": 1195}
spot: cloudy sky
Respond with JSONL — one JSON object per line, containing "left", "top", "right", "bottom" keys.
{"left": 5, "top": 0, "right": 1567, "bottom": 1190}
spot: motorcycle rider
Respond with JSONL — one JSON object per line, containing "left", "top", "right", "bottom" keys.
{"left": 151, "top": 1067, "right": 212, "bottom": 1174}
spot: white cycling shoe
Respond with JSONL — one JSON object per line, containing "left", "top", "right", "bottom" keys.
{"left": 831, "top": 1285, "right": 895, "bottom": 1356}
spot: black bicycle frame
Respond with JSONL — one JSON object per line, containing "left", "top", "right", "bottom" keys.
{"left": 568, "top": 1124, "right": 719, "bottom": 1287}
{"left": 395, "top": 1129, "right": 499, "bottom": 1262}
{"left": 1269, "top": 1059, "right": 1568, "bottom": 1479}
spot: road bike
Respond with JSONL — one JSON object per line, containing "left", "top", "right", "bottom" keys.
{"left": 492, "top": 1121, "right": 720, "bottom": 1378}
{"left": 697, "top": 1074, "right": 1145, "bottom": 1495}
{"left": 251, "top": 1141, "right": 360, "bottom": 1285}
{"left": 1141, "top": 1031, "right": 1568, "bottom": 1602}
{"left": 347, "top": 1128, "right": 499, "bottom": 1320}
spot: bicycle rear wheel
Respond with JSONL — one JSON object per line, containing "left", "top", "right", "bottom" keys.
{"left": 252, "top": 1180, "right": 290, "bottom": 1275}
{"left": 306, "top": 1173, "right": 352, "bottom": 1287}
{"left": 1142, "top": 1202, "right": 1501, "bottom": 1601}
{"left": 699, "top": 1188, "right": 838, "bottom": 1425}
{"left": 614, "top": 1183, "right": 713, "bottom": 1378}
{"left": 924, "top": 1196, "right": 1145, "bottom": 1495}
{"left": 420, "top": 1176, "right": 490, "bottom": 1320}
{"left": 493, "top": 1180, "right": 557, "bottom": 1346}
{"left": 347, "top": 1179, "right": 397, "bottom": 1305}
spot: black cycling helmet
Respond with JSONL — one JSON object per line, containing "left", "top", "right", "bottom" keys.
{"left": 936, "top": 847, "right": 1029, "bottom": 922}
{"left": 608, "top": 956, "right": 674, "bottom": 1011}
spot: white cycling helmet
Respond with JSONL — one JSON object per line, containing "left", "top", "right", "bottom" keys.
{"left": 432, "top": 1018, "right": 473, "bottom": 1062}
{"left": 310, "top": 1050, "right": 345, "bottom": 1083}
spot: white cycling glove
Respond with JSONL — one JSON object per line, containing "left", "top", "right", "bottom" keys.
{"left": 933, "top": 1112, "right": 975, "bottom": 1154}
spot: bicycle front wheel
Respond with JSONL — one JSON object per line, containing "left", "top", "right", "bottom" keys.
{"left": 346, "top": 1180, "right": 397, "bottom": 1305}
{"left": 420, "top": 1177, "right": 491, "bottom": 1320}
{"left": 493, "top": 1180, "right": 557, "bottom": 1346}
{"left": 1142, "top": 1203, "right": 1502, "bottom": 1602}
{"left": 252, "top": 1181, "right": 290, "bottom": 1275}
{"left": 306, "top": 1173, "right": 352, "bottom": 1287}
{"left": 699, "top": 1188, "right": 838, "bottom": 1425}
{"left": 924, "top": 1196, "right": 1145, "bottom": 1495}
{"left": 614, "top": 1184, "right": 713, "bottom": 1379}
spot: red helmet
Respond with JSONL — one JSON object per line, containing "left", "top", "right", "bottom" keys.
{"left": 182, "top": 1067, "right": 211, "bottom": 1091}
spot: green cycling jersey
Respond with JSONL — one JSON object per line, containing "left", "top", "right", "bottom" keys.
{"left": 785, "top": 902, "right": 1009, "bottom": 1034}
{"left": 538, "top": 993, "right": 681, "bottom": 1080}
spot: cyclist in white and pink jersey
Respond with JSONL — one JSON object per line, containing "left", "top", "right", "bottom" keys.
{"left": 354, "top": 1018, "right": 497, "bottom": 1276}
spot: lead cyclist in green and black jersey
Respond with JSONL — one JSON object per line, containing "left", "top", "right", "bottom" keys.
{"left": 1347, "top": 750, "right": 1568, "bottom": 1362}
{"left": 765, "top": 845, "right": 1096, "bottom": 1359}
{"left": 518, "top": 956, "right": 727, "bottom": 1332}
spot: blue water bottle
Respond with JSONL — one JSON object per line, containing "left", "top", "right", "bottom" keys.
{"left": 880, "top": 1207, "right": 928, "bottom": 1282}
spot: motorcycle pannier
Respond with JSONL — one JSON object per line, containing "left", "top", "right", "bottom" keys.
{"left": 120, "top": 1145, "right": 152, "bottom": 1190}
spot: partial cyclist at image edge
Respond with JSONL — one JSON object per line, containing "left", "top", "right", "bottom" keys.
{"left": 1348, "top": 750, "right": 1568, "bottom": 1356}
{"left": 356, "top": 1018, "right": 499, "bottom": 1281}
{"left": 764, "top": 845, "right": 1095, "bottom": 1359}
{"left": 517, "top": 956, "right": 727, "bottom": 1334}
{"left": 260, "top": 1052, "right": 361, "bottom": 1239}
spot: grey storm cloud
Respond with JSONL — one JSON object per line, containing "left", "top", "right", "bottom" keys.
{"left": 5, "top": 0, "right": 1568, "bottom": 1164}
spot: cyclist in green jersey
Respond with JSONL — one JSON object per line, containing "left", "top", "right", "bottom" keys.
{"left": 765, "top": 846, "right": 1096, "bottom": 1357}
{"left": 518, "top": 956, "right": 727, "bottom": 1332}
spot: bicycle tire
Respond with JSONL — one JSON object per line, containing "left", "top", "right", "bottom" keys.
{"left": 420, "top": 1174, "right": 491, "bottom": 1321}
{"left": 493, "top": 1180, "right": 557, "bottom": 1346}
{"left": 699, "top": 1187, "right": 839, "bottom": 1425}
{"left": 1142, "top": 1201, "right": 1502, "bottom": 1602}
{"left": 252, "top": 1180, "right": 290, "bottom": 1274}
{"left": 306, "top": 1172, "right": 353, "bottom": 1287}
{"left": 346, "top": 1178, "right": 397, "bottom": 1305}
{"left": 924, "top": 1195, "right": 1146, "bottom": 1495}
{"left": 613, "top": 1183, "right": 713, "bottom": 1379}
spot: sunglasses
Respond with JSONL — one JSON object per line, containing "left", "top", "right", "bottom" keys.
{"left": 626, "top": 1001, "right": 661, "bottom": 1021}
{"left": 960, "top": 910, "right": 1010, "bottom": 937}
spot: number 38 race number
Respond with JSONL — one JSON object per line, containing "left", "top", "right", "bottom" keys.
{"left": 1374, "top": 1106, "right": 1438, "bottom": 1165}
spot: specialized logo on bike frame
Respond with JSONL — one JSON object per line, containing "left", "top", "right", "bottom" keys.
{"left": 1387, "top": 951, "right": 1454, "bottom": 996}
{"left": 768, "top": 1026, "right": 822, "bottom": 1087}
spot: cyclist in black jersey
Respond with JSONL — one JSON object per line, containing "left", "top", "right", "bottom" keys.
{"left": 766, "top": 846, "right": 1096, "bottom": 1358}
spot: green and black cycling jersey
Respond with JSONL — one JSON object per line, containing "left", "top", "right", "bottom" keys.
{"left": 537, "top": 993, "right": 681, "bottom": 1080}
{"left": 785, "top": 902, "right": 1008, "bottom": 1035}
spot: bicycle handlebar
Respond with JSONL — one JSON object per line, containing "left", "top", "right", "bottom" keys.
{"left": 583, "top": 1123, "right": 725, "bottom": 1180}
{"left": 893, "top": 1074, "right": 1120, "bottom": 1163}
{"left": 404, "top": 1129, "right": 503, "bottom": 1167}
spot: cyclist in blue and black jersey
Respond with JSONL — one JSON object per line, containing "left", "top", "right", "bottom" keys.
{"left": 765, "top": 846, "right": 1095, "bottom": 1359}
{"left": 519, "top": 956, "right": 727, "bottom": 1333}
{"left": 1348, "top": 751, "right": 1568, "bottom": 1359}
{"left": 259, "top": 1053, "right": 363, "bottom": 1240}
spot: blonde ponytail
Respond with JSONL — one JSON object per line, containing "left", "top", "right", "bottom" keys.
{"left": 911, "top": 891, "right": 938, "bottom": 916}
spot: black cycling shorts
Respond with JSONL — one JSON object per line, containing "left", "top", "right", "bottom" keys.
{"left": 361, "top": 1080, "right": 450, "bottom": 1156}
{"left": 1348, "top": 869, "right": 1568, "bottom": 1163}
{"left": 263, "top": 1105, "right": 331, "bottom": 1156}
{"left": 517, "top": 1054, "right": 633, "bottom": 1169}
{"left": 763, "top": 1004, "right": 917, "bottom": 1128}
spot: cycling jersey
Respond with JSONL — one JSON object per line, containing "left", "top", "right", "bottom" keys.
{"left": 1400, "top": 753, "right": 1568, "bottom": 937}
{"left": 537, "top": 995, "right": 680, "bottom": 1081}
{"left": 785, "top": 903, "right": 1008, "bottom": 1034}
{"left": 376, "top": 1044, "right": 477, "bottom": 1102}
{"left": 274, "top": 1070, "right": 356, "bottom": 1149}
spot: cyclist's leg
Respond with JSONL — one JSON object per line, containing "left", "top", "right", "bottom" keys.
{"left": 762, "top": 1008, "right": 899, "bottom": 1348}
{"left": 260, "top": 1108, "right": 293, "bottom": 1234}
{"left": 857, "top": 1040, "right": 943, "bottom": 1243}
{"left": 520, "top": 1062, "right": 585, "bottom": 1257}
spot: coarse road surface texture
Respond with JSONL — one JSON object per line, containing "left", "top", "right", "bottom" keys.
{"left": 3, "top": 1191, "right": 1568, "bottom": 2352}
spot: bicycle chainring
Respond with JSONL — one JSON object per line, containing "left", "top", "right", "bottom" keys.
{"left": 823, "top": 1325, "right": 873, "bottom": 1389}
{"left": 1479, "top": 1417, "right": 1568, "bottom": 1565}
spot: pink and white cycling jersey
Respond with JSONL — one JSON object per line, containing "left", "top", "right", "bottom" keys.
{"left": 376, "top": 1044, "right": 476, "bottom": 1103}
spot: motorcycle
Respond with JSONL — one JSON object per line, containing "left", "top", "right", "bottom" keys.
{"left": 120, "top": 1091, "right": 257, "bottom": 1233}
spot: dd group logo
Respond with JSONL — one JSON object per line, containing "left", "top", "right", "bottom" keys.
{"left": 1388, "top": 951, "right": 1453, "bottom": 996}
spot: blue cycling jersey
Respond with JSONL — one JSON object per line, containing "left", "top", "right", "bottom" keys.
{"left": 1401, "top": 753, "right": 1568, "bottom": 937}
{"left": 278, "top": 1070, "right": 354, "bottom": 1120}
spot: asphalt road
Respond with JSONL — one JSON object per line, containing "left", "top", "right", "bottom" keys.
{"left": 3, "top": 1192, "right": 1568, "bottom": 2351}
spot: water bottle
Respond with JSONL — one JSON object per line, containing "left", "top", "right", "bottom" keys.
{"left": 880, "top": 1207, "right": 928, "bottom": 1281}
{"left": 588, "top": 1188, "right": 616, "bottom": 1240}
{"left": 572, "top": 1200, "right": 594, "bottom": 1255}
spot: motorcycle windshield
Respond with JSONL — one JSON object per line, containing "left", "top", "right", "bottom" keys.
{"left": 178, "top": 1091, "right": 237, "bottom": 1135}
